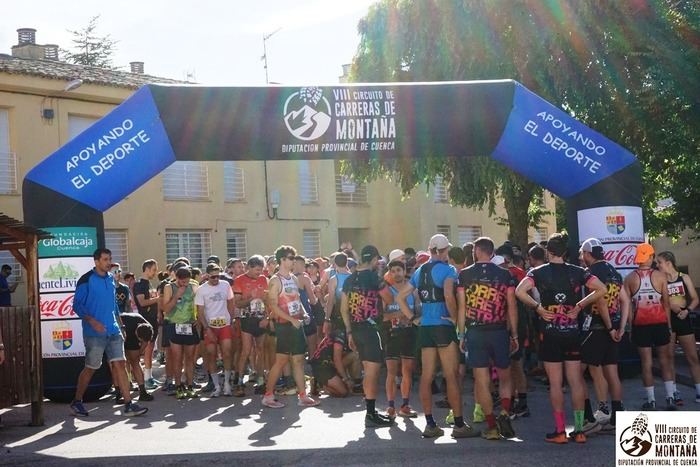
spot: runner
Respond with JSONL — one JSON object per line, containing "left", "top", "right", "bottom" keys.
{"left": 262, "top": 245, "right": 319, "bottom": 408}
{"left": 322, "top": 253, "right": 351, "bottom": 337}
{"left": 623, "top": 243, "right": 675, "bottom": 410}
{"left": 578, "top": 238, "right": 630, "bottom": 434}
{"left": 111, "top": 263, "right": 131, "bottom": 315}
{"left": 399, "top": 234, "right": 477, "bottom": 438}
{"left": 515, "top": 233, "right": 607, "bottom": 444}
{"left": 196, "top": 263, "right": 235, "bottom": 397}
{"left": 657, "top": 251, "right": 700, "bottom": 405}
{"left": 133, "top": 259, "right": 161, "bottom": 390}
{"left": 341, "top": 245, "right": 393, "bottom": 427}
{"left": 233, "top": 255, "right": 269, "bottom": 397}
{"left": 457, "top": 237, "right": 518, "bottom": 440}
{"left": 121, "top": 312, "right": 155, "bottom": 401}
{"left": 309, "top": 334, "right": 353, "bottom": 397}
{"left": 161, "top": 266, "right": 200, "bottom": 400}
{"left": 294, "top": 255, "right": 319, "bottom": 354}
{"left": 383, "top": 260, "right": 419, "bottom": 419}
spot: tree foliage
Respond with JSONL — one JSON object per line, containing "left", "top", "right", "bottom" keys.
{"left": 62, "top": 15, "right": 118, "bottom": 69}
{"left": 348, "top": 0, "right": 700, "bottom": 244}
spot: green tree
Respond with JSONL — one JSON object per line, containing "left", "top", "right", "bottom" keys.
{"left": 348, "top": 0, "right": 700, "bottom": 244}
{"left": 62, "top": 15, "right": 118, "bottom": 69}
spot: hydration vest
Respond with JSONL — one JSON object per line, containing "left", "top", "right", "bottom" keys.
{"left": 418, "top": 262, "right": 445, "bottom": 303}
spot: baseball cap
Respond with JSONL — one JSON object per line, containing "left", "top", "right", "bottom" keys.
{"left": 428, "top": 234, "right": 452, "bottom": 250}
{"left": 634, "top": 243, "right": 655, "bottom": 264}
{"left": 491, "top": 255, "right": 505, "bottom": 266}
{"left": 207, "top": 255, "right": 220, "bottom": 265}
{"left": 580, "top": 238, "right": 604, "bottom": 255}
{"left": 360, "top": 245, "right": 380, "bottom": 263}
{"left": 389, "top": 249, "right": 405, "bottom": 262}
{"left": 415, "top": 251, "right": 431, "bottom": 266}
{"left": 206, "top": 263, "right": 222, "bottom": 274}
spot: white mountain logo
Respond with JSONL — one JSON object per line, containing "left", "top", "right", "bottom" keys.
{"left": 283, "top": 87, "right": 331, "bottom": 141}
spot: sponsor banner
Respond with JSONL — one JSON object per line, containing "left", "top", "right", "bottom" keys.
{"left": 38, "top": 227, "right": 97, "bottom": 258}
{"left": 578, "top": 206, "right": 644, "bottom": 274}
{"left": 40, "top": 292, "right": 76, "bottom": 320}
{"left": 616, "top": 411, "right": 700, "bottom": 465}
{"left": 25, "top": 86, "right": 176, "bottom": 212}
{"left": 40, "top": 319, "right": 85, "bottom": 358}
{"left": 39, "top": 257, "right": 94, "bottom": 293}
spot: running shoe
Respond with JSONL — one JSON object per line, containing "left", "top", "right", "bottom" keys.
{"left": 665, "top": 397, "right": 677, "bottom": 411}
{"left": 115, "top": 390, "right": 125, "bottom": 404}
{"left": 593, "top": 409, "right": 610, "bottom": 425}
{"left": 674, "top": 391, "right": 684, "bottom": 407}
{"left": 545, "top": 430, "right": 568, "bottom": 444}
{"left": 262, "top": 395, "right": 285, "bottom": 408}
{"left": 235, "top": 384, "right": 246, "bottom": 397}
{"left": 165, "top": 382, "right": 177, "bottom": 396}
{"left": 351, "top": 384, "right": 365, "bottom": 396}
{"left": 145, "top": 378, "right": 159, "bottom": 390}
{"left": 497, "top": 411, "right": 516, "bottom": 438}
{"left": 70, "top": 400, "right": 89, "bottom": 417}
{"left": 202, "top": 381, "right": 215, "bottom": 394}
{"left": 298, "top": 394, "right": 320, "bottom": 407}
{"left": 568, "top": 430, "right": 587, "bottom": 443}
{"left": 481, "top": 427, "right": 500, "bottom": 440}
{"left": 641, "top": 400, "right": 656, "bottom": 410}
{"left": 186, "top": 386, "right": 199, "bottom": 398}
{"left": 123, "top": 401, "right": 148, "bottom": 417}
{"left": 435, "top": 398, "right": 451, "bottom": 409}
{"left": 582, "top": 420, "right": 601, "bottom": 436}
{"left": 139, "top": 391, "right": 154, "bottom": 402}
{"left": 157, "top": 352, "right": 166, "bottom": 365}
{"left": 210, "top": 387, "right": 222, "bottom": 398}
{"left": 510, "top": 401, "right": 530, "bottom": 419}
{"left": 421, "top": 424, "right": 444, "bottom": 438}
{"left": 398, "top": 405, "right": 418, "bottom": 418}
{"left": 599, "top": 422, "right": 616, "bottom": 434}
{"left": 445, "top": 409, "right": 454, "bottom": 425}
{"left": 223, "top": 383, "right": 232, "bottom": 397}
{"left": 190, "top": 381, "right": 202, "bottom": 390}
{"left": 176, "top": 385, "right": 187, "bottom": 400}
{"left": 472, "top": 404, "right": 485, "bottom": 423}
{"left": 452, "top": 423, "right": 480, "bottom": 438}
{"left": 386, "top": 407, "right": 396, "bottom": 419}
{"left": 366, "top": 412, "right": 393, "bottom": 428}
{"left": 276, "top": 386, "right": 298, "bottom": 396}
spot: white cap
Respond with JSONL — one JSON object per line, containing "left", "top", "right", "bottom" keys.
{"left": 491, "top": 255, "right": 505, "bottom": 266}
{"left": 388, "top": 249, "right": 405, "bottom": 262}
{"left": 428, "top": 234, "right": 451, "bottom": 250}
{"left": 580, "top": 237, "right": 603, "bottom": 253}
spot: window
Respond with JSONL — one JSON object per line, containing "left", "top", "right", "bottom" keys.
{"left": 299, "top": 161, "right": 319, "bottom": 204}
{"left": 436, "top": 225, "right": 451, "bottom": 240}
{"left": 165, "top": 229, "right": 212, "bottom": 268}
{"left": 68, "top": 115, "right": 98, "bottom": 140}
{"left": 224, "top": 162, "right": 245, "bottom": 202}
{"left": 433, "top": 176, "right": 448, "bottom": 204}
{"left": 163, "top": 161, "right": 209, "bottom": 200}
{"left": 226, "top": 229, "right": 247, "bottom": 260}
{"left": 105, "top": 230, "right": 129, "bottom": 273}
{"left": 533, "top": 227, "right": 548, "bottom": 243}
{"left": 0, "top": 251, "right": 22, "bottom": 281}
{"left": 303, "top": 229, "right": 321, "bottom": 258}
{"left": 458, "top": 225, "right": 482, "bottom": 245}
{"left": 335, "top": 162, "right": 367, "bottom": 204}
{"left": 0, "top": 109, "right": 17, "bottom": 194}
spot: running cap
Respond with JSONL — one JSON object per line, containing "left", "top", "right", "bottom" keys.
{"left": 634, "top": 243, "right": 655, "bottom": 264}
{"left": 415, "top": 251, "right": 431, "bottom": 266}
{"left": 580, "top": 237, "right": 603, "bottom": 252}
{"left": 360, "top": 245, "right": 380, "bottom": 263}
{"left": 428, "top": 234, "right": 451, "bottom": 250}
{"left": 389, "top": 249, "right": 405, "bottom": 262}
{"left": 206, "top": 263, "right": 222, "bottom": 274}
{"left": 207, "top": 255, "right": 220, "bottom": 265}
{"left": 491, "top": 255, "right": 505, "bottom": 266}
{"left": 348, "top": 258, "right": 358, "bottom": 268}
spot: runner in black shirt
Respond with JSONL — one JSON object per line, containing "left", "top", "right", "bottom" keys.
{"left": 133, "top": 259, "right": 161, "bottom": 389}
{"left": 516, "top": 233, "right": 606, "bottom": 444}
{"left": 121, "top": 312, "right": 154, "bottom": 402}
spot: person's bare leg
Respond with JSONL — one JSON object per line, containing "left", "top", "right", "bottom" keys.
{"left": 74, "top": 367, "right": 96, "bottom": 401}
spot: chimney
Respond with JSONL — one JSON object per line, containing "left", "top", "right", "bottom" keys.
{"left": 17, "top": 28, "right": 36, "bottom": 45}
{"left": 130, "top": 61, "right": 144, "bottom": 74}
{"left": 44, "top": 44, "right": 59, "bottom": 61}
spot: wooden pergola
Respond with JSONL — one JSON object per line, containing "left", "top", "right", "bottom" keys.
{"left": 0, "top": 212, "right": 51, "bottom": 426}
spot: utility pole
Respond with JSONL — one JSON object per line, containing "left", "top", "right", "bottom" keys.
{"left": 262, "top": 28, "right": 281, "bottom": 84}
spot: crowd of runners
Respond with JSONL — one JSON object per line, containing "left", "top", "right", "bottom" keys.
{"left": 67, "top": 233, "right": 700, "bottom": 443}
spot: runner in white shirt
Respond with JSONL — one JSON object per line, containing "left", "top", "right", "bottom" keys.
{"left": 196, "top": 263, "right": 235, "bottom": 397}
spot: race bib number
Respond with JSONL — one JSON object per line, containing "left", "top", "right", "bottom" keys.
{"left": 175, "top": 323, "right": 193, "bottom": 335}
{"left": 209, "top": 317, "right": 226, "bottom": 328}
{"left": 287, "top": 300, "right": 303, "bottom": 318}
{"left": 582, "top": 314, "right": 592, "bottom": 332}
{"left": 250, "top": 298, "right": 265, "bottom": 317}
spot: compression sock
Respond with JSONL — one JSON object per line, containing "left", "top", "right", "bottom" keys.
{"left": 554, "top": 411, "right": 566, "bottom": 433}
{"left": 388, "top": 400, "right": 395, "bottom": 408}
{"left": 425, "top": 414, "right": 436, "bottom": 427}
{"left": 501, "top": 397, "right": 512, "bottom": 413}
{"left": 584, "top": 398, "right": 595, "bottom": 422}
{"left": 574, "top": 410, "right": 585, "bottom": 432}
{"left": 366, "top": 398, "right": 376, "bottom": 415}
{"left": 486, "top": 413, "right": 496, "bottom": 429}
{"left": 454, "top": 416, "right": 465, "bottom": 428}
{"left": 611, "top": 400, "right": 624, "bottom": 426}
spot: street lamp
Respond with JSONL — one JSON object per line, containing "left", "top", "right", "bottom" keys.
{"left": 261, "top": 28, "right": 281, "bottom": 85}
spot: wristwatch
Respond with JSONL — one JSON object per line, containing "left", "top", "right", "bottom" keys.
{"left": 324, "top": 317, "right": 332, "bottom": 323}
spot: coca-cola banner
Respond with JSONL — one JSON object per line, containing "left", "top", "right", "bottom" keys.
{"left": 40, "top": 319, "right": 85, "bottom": 359}
{"left": 40, "top": 293, "right": 76, "bottom": 320}
{"left": 577, "top": 205, "right": 644, "bottom": 274}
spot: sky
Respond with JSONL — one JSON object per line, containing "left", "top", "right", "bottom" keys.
{"left": 1, "top": 0, "right": 377, "bottom": 85}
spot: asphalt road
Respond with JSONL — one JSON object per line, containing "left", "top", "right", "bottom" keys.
{"left": 1, "top": 369, "right": 698, "bottom": 466}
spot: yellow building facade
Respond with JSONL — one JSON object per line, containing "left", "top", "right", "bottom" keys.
{"left": 0, "top": 35, "right": 556, "bottom": 304}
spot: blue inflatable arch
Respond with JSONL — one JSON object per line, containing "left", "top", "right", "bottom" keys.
{"left": 24, "top": 80, "right": 642, "bottom": 400}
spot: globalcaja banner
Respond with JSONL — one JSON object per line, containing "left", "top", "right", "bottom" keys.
{"left": 577, "top": 205, "right": 644, "bottom": 273}
{"left": 491, "top": 84, "right": 637, "bottom": 198}
{"left": 38, "top": 227, "right": 97, "bottom": 258}
{"left": 25, "top": 86, "right": 176, "bottom": 212}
